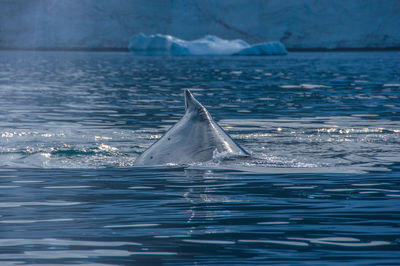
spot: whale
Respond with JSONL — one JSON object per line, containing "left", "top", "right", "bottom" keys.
{"left": 135, "top": 89, "right": 249, "bottom": 166}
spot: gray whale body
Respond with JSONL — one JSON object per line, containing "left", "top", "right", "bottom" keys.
{"left": 135, "top": 89, "right": 249, "bottom": 166}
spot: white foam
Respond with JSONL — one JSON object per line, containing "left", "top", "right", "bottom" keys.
{"left": 212, "top": 149, "right": 245, "bottom": 161}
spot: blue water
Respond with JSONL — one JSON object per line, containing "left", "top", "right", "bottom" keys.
{"left": 0, "top": 51, "right": 399, "bottom": 265}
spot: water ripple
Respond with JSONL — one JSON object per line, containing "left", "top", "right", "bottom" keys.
{"left": 0, "top": 51, "right": 399, "bottom": 265}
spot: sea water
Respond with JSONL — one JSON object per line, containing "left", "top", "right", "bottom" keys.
{"left": 0, "top": 51, "right": 399, "bottom": 265}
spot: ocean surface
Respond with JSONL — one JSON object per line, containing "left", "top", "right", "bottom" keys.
{"left": 0, "top": 50, "right": 399, "bottom": 265}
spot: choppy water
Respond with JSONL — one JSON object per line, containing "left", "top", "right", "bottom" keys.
{"left": 0, "top": 51, "right": 399, "bottom": 265}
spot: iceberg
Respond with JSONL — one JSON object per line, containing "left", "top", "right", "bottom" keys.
{"left": 128, "top": 33, "right": 287, "bottom": 56}
{"left": 234, "top": 42, "right": 288, "bottom": 56}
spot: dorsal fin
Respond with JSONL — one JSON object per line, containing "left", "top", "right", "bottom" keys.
{"left": 135, "top": 89, "right": 249, "bottom": 165}
{"left": 185, "top": 89, "right": 206, "bottom": 114}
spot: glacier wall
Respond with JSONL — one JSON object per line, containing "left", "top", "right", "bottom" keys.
{"left": 1, "top": 0, "right": 399, "bottom": 50}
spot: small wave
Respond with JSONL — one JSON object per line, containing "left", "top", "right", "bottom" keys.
{"left": 44, "top": 186, "right": 92, "bottom": 189}
{"left": 383, "top": 83, "right": 400, "bottom": 87}
{"left": 288, "top": 237, "right": 391, "bottom": 247}
{"left": 257, "top": 221, "right": 290, "bottom": 225}
{"left": 104, "top": 224, "right": 159, "bottom": 228}
{"left": 0, "top": 201, "right": 83, "bottom": 208}
{"left": 0, "top": 238, "right": 141, "bottom": 247}
{"left": 279, "top": 84, "right": 331, "bottom": 89}
{"left": 238, "top": 239, "right": 309, "bottom": 247}
{"left": 51, "top": 144, "right": 120, "bottom": 157}
{"left": 0, "top": 218, "right": 73, "bottom": 224}
{"left": 182, "top": 239, "right": 235, "bottom": 245}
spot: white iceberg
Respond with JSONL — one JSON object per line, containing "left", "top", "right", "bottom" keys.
{"left": 128, "top": 33, "right": 287, "bottom": 56}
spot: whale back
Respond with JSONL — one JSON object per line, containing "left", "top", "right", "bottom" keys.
{"left": 134, "top": 90, "right": 248, "bottom": 166}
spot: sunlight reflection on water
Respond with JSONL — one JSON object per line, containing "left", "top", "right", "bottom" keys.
{"left": 0, "top": 51, "right": 399, "bottom": 264}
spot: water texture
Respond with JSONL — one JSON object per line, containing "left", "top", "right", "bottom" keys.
{"left": 0, "top": 51, "right": 399, "bottom": 265}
